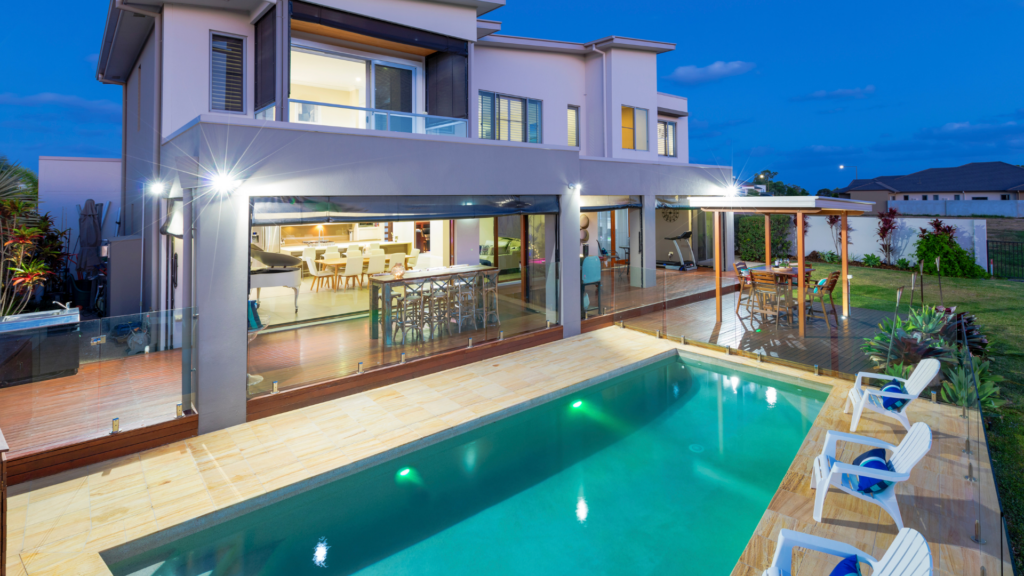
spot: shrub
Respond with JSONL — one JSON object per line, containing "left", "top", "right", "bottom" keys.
{"left": 735, "top": 215, "right": 792, "bottom": 261}
{"left": 877, "top": 208, "right": 900, "bottom": 265}
{"left": 862, "top": 254, "right": 882, "bottom": 267}
{"left": 895, "top": 257, "right": 912, "bottom": 270}
{"left": 941, "top": 351, "right": 1006, "bottom": 411}
{"left": 861, "top": 316, "right": 953, "bottom": 368}
{"left": 915, "top": 227, "right": 988, "bottom": 278}
{"left": 821, "top": 250, "right": 839, "bottom": 264}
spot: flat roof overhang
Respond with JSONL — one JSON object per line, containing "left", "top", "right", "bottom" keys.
{"left": 687, "top": 195, "right": 874, "bottom": 216}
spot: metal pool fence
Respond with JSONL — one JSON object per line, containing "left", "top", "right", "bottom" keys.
{"left": 988, "top": 241, "right": 1024, "bottom": 279}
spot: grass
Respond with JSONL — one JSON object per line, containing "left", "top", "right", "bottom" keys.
{"left": 812, "top": 263, "right": 1024, "bottom": 570}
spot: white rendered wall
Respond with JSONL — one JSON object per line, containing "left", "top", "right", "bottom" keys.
{"left": 312, "top": 0, "right": 478, "bottom": 41}
{"left": 607, "top": 48, "right": 659, "bottom": 162}
{"left": 38, "top": 157, "right": 122, "bottom": 275}
{"left": 473, "top": 46, "right": 587, "bottom": 151}
{"left": 794, "top": 215, "right": 988, "bottom": 268}
{"left": 124, "top": 32, "right": 158, "bottom": 236}
{"left": 162, "top": 5, "right": 256, "bottom": 137}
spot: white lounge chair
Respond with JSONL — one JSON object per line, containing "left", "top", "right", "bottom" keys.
{"left": 762, "top": 527, "right": 931, "bottom": 576}
{"left": 812, "top": 422, "right": 931, "bottom": 529}
{"left": 844, "top": 358, "right": 939, "bottom": 432}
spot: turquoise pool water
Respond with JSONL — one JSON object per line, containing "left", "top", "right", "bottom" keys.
{"left": 106, "top": 355, "right": 826, "bottom": 576}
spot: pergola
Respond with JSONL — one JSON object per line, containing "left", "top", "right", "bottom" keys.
{"left": 687, "top": 196, "right": 875, "bottom": 337}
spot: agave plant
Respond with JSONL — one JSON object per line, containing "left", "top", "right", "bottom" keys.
{"left": 940, "top": 354, "right": 1006, "bottom": 411}
{"left": 939, "top": 309, "right": 988, "bottom": 357}
{"left": 861, "top": 322, "right": 953, "bottom": 368}
{"left": 906, "top": 306, "right": 949, "bottom": 340}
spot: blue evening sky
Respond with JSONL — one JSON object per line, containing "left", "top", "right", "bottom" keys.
{"left": 2, "top": 0, "right": 1022, "bottom": 193}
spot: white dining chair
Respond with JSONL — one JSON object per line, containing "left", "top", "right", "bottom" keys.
{"left": 369, "top": 242, "right": 380, "bottom": 252}
{"left": 323, "top": 247, "right": 341, "bottom": 261}
{"left": 340, "top": 248, "right": 364, "bottom": 289}
{"left": 363, "top": 251, "right": 387, "bottom": 282}
{"left": 388, "top": 252, "right": 407, "bottom": 270}
{"left": 407, "top": 248, "right": 420, "bottom": 269}
{"left": 304, "top": 257, "right": 334, "bottom": 292}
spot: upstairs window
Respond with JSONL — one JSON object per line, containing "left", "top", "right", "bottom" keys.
{"left": 621, "top": 105, "right": 648, "bottom": 151}
{"left": 954, "top": 195, "right": 960, "bottom": 201}
{"left": 657, "top": 120, "right": 676, "bottom": 157}
{"left": 1002, "top": 194, "right": 1011, "bottom": 200}
{"left": 211, "top": 34, "right": 244, "bottom": 113}
{"left": 567, "top": 105, "right": 580, "bottom": 147}
{"left": 479, "top": 91, "right": 542, "bottom": 143}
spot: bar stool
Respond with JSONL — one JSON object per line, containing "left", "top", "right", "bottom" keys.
{"left": 392, "top": 280, "right": 424, "bottom": 344}
{"left": 450, "top": 272, "right": 479, "bottom": 332}
{"left": 479, "top": 270, "right": 501, "bottom": 326}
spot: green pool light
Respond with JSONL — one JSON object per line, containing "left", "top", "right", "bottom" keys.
{"left": 572, "top": 400, "right": 583, "bottom": 408}
{"left": 399, "top": 468, "right": 411, "bottom": 476}
{"left": 755, "top": 329, "right": 762, "bottom": 333}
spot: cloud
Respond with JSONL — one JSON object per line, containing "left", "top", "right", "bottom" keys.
{"left": 0, "top": 92, "right": 121, "bottom": 123}
{"left": 665, "top": 61, "right": 756, "bottom": 85}
{"left": 791, "top": 85, "right": 876, "bottom": 102}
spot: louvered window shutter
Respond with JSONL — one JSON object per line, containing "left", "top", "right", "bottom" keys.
{"left": 567, "top": 106, "right": 579, "bottom": 147}
{"left": 527, "top": 99, "right": 542, "bottom": 143}
{"left": 479, "top": 91, "right": 495, "bottom": 139}
{"left": 212, "top": 35, "right": 244, "bottom": 113}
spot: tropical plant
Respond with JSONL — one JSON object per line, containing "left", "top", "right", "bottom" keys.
{"left": 861, "top": 317, "right": 953, "bottom": 368}
{"left": 820, "top": 250, "right": 839, "bottom": 264}
{"left": 826, "top": 215, "right": 854, "bottom": 256}
{"left": 914, "top": 218, "right": 988, "bottom": 279}
{"left": 876, "top": 207, "right": 900, "bottom": 265}
{"left": 907, "top": 306, "right": 949, "bottom": 340}
{"left": 939, "top": 307, "right": 988, "bottom": 358}
{"left": 895, "top": 257, "right": 912, "bottom": 270}
{"left": 862, "top": 254, "right": 882, "bottom": 267}
{"left": 941, "top": 353, "right": 1006, "bottom": 410}
{"left": 884, "top": 362, "right": 914, "bottom": 379}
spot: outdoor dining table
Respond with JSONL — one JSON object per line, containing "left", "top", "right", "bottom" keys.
{"left": 747, "top": 265, "right": 815, "bottom": 325}
{"left": 317, "top": 255, "right": 414, "bottom": 290}
{"left": 369, "top": 264, "right": 499, "bottom": 346}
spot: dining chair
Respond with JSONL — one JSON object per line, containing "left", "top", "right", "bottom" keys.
{"left": 323, "top": 247, "right": 341, "bottom": 261}
{"left": 340, "top": 248, "right": 364, "bottom": 289}
{"left": 304, "top": 257, "right": 333, "bottom": 292}
{"left": 732, "top": 261, "right": 753, "bottom": 314}
{"left": 363, "top": 251, "right": 387, "bottom": 283}
{"left": 369, "top": 242, "right": 381, "bottom": 252}
{"left": 807, "top": 271, "right": 841, "bottom": 328}
{"left": 750, "top": 270, "right": 784, "bottom": 327}
{"left": 388, "top": 252, "right": 407, "bottom": 271}
{"left": 408, "top": 248, "right": 421, "bottom": 270}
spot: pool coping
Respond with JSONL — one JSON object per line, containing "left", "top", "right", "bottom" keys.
{"left": 100, "top": 348, "right": 682, "bottom": 565}
{"left": 5, "top": 328, "right": 683, "bottom": 575}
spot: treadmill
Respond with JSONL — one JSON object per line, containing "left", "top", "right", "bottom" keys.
{"left": 658, "top": 231, "right": 698, "bottom": 271}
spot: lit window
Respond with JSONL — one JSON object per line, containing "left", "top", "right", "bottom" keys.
{"left": 621, "top": 105, "right": 648, "bottom": 151}
{"left": 568, "top": 105, "right": 580, "bottom": 147}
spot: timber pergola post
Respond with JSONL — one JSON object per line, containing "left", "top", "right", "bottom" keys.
{"left": 687, "top": 196, "right": 873, "bottom": 337}
{"left": 841, "top": 213, "right": 850, "bottom": 317}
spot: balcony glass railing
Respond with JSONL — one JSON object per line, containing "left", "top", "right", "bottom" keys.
{"left": 287, "top": 99, "right": 468, "bottom": 138}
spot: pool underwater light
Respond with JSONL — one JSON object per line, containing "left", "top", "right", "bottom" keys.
{"left": 572, "top": 400, "right": 582, "bottom": 408}
{"left": 399, "top": 468, "right": 410, "bottom": 476}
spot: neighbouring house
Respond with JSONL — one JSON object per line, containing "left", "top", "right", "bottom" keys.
{"left": 94, "top": 0, "right": 735, "bottom": 434}
{"left": 837, "top": 161, "right": 1024, "bottom": 216}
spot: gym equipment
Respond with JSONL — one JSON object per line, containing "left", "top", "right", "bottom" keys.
{"left": 659, "top": 231, "right": 698, "bottom": 271}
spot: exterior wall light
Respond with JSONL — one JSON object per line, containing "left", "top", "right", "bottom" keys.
{"left": 210, "top": 173, "right": 240, "bottom": 194}
{"left": 149, "top": 181, "right": 166, "bottom": 195}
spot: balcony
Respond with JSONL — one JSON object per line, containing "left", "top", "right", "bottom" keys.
{"left": 288, "top": 99, "right": 468, "bottom": 138}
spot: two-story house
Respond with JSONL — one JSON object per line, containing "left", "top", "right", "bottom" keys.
{"left": 96, "top": 0, "right": 734, "bottom": 434}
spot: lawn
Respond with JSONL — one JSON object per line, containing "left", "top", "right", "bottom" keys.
{"left": 812, "top": 263, "right": 1024, "bottom": 570}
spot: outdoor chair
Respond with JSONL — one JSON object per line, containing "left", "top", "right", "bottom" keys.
{"left": 845, "top": 359, "right": 939, "bottom": 432}
{"left": 581, "top": 255, "right": 602, "bottom": 317}
{"left": 811, "top": 422, "right": 932, "bottom": 529}
{"left": 805, "top": 271, "right": 840, "bottom": 328}
{"left": 733, "top": 261, "right": 753, "bottom": 313}
{"left": 761, "top": 527, "right": 931, "bottom": 576}
{"left": 246, "top": 300, "right": 267, "bottom": 389}
{"left": 749, "top": 270, "right": 788, "bottom": 328}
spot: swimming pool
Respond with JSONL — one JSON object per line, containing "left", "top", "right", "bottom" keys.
{"left": 106, "top": 354, "right": 827, "bottom": 576}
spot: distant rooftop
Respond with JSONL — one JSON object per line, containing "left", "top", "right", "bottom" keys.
{"left": 838, "top": 161, "right": 1024, "bottom": 193}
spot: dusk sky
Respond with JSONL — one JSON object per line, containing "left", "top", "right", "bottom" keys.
{"left": 2, "top": 0, "right": 1022, "bottom": 193}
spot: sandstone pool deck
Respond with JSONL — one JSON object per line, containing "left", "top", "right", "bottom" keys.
{"left": 3, "top": 327, "right": 1012, "bottom": 575}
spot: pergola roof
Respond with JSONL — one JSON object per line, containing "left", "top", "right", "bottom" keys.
{"left": 687, "top": 195, "right": 874, "bottom": 216}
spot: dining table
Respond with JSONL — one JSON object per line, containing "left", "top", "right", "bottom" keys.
{"left": 317, "top": 255, "right": 415, "bottom": 290}
{"left": 747, "top": 265, "right": 815, "bottom": 325}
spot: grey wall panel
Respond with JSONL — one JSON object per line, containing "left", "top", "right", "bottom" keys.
{"left": 580, "top": 159, "right": 732, "bottom": 198}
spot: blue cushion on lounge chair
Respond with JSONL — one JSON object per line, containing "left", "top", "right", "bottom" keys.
{"left": 880, "top": 379, "right": 909, "bottom": 411}
{"left": 828, "top": 555, "right": 862, "bottom": 576}
{"left": 852, "top": 448, "right": 895, "bottom": 494}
